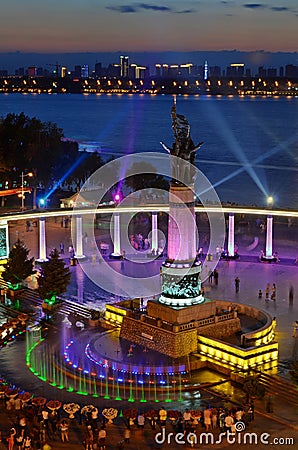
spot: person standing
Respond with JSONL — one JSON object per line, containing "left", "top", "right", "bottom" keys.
{"left": 98, "top": 427, "right": 106, "bottom": 450}
{"left": 289, "top": 286, "right": 294, "bottom": 305}
{"left": 6, "top": 428, "right": 16, "bottom": 450}
{"left": 235, "top": 277, "right": 240, "bottom": 293}
{"left": 265, "top": 283, "right": 270, "bottom": 301}
{"left": 213, "top": 269, "right": 219, "bottom": 285}
{"left": 60, "top": 419, "right": 69, "bottom": 442}
{"left": 84, "top": 425, "right": 94, "bottom": 450}
{"left": 271, "top": 283, "right": 276, "bottom": 301}
{"left": 293, "top": 321, "right": 298, "bottom": 338}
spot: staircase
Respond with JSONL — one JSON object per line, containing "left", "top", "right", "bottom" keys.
{"left": 258, "top": 371, "right": 298, "bottom": 406}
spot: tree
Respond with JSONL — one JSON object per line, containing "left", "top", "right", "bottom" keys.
{"left": 2, "top": 239, "right": 35, "bottom": 289}
{"left": 124, "top": 162, "right": 170, "bottom": 193}
{"left": 243, "top": 375, "right": 266, "bottom": 402}
{"left": 38, "top": 248, "right": 71, "bottom": 305}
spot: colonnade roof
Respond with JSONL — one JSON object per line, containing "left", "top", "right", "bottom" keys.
{"left": 0, "top": 205, "right": 298, "bottom": 223}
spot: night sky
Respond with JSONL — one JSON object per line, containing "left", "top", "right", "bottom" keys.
{"left": 1, "top": 0, "right": 297, "bottom": 53}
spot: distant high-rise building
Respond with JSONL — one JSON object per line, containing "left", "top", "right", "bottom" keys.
{"left": 106, "top": 64, "right": 121, "bottom": 78}
{"left": 179, "top": 63, "right": 194, "bottom": 77}
{"left": 227, "top": 63, "right": 245, "bottom": 77}
{"left": 279, "top": 67, "right": 284, "bottom": 77}
{"left": 162, "top": 64, "right": 169, "bottom": 77}
{"left": 257, "top": 66, "right": 267, "bottom": 77}
{"left": 204, "top": 61, "right": 208, "bottom": 80}
{"left": 267, "top": 68, "right": 277, "bottom": 77}
{"left": 168, "top": 65, "right": 179, "bottom": 77}
{"left": 209, "top": 66, "right": 221, "bottom": 77}
{"left": 285, "top": 64, "right": 298, "bottom": 78}
{"left": 74, "top": 65, "right": 81, "bottom": 78}
{"left": 129, "top": 64, "right": 148, "bottom": 79}
{"left": 61, "top": 66, "right": 67, "bottom": 78}
{"left": 120, "top": 55, "right": 129, "bottom": 78}
{"left": 81, "top": 65, "right": 89, "bottom": 78}
{"left": 95, "top": 62, "right": 102, "bottom": 77}
{"left": 15, "top": 67, "right": 25, "bottom": 76}
{"left": 155, "top": 64, "right": 162, "bottom": 77}
{"left": 27, "top": 66, "right": 38, "bottom": 77}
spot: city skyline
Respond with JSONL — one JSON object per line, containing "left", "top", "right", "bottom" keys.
{"left": 0, "top": 0, "right": 297, "bottom": 55}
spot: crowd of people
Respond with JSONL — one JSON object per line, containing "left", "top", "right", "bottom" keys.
{"left": 0, "top": 375, "right": 256, "bottom": 450}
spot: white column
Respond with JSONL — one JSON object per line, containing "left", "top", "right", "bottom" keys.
{"left": 152, "top": 212, "right": 158, "bottom": 252}
{"left": 265, "top": 215, "right": 273, "bottom": 258}
{"left": 75, "top": 215, "right": 85, "bottom": 259}
{"left": 37, "top": 218, "right": 48, "bottom": 262}
{"left": 228, "top": 213, "right": 235, "bottom": 257}
{"left": 112, "top": 212, "right": 121, "bottom": 256}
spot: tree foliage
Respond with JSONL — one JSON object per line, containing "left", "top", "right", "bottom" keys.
{"left": 38, "top": 248, "right": 71, "bottom": 301}
{"left": 243, "top": 375, "right": 266, "bottom": 402}
{"left": 0, "top": 112, "right": 105, "bottom": 199}
{"left": 2, "top": 239, "right": 35, "bottom": 287}
{"left": 124, "top": 162, "right": 169, "bottom": 192}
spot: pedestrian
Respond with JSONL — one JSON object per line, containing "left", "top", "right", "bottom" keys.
{"left": 98, "top": 426, "right": 106, "bottom": 450}
{"left": 124, "top": 427, "right": 130, "bottom": 443}
{"left": 137, "top": 413, "right": 145, "bottom": 428}
{"left": 213, "top": 269, "right": 219, "bottom": 285}
{"left": 59, "top": 419, "right": 69, "bottom": 442}
{"left": 6, "top": 428, "right": 16, "bottom": 450}
{"left": 235, "top": 277, "right": 240, "bottom": 293}
{"left": 258, "top": 289, "right": 263, "bottom": 299}
{"left": 159, "top": 407, "right": 167, "bottom": 427}
{"left": 208, "top": 270, "right": 214, "bottom": 284}
{"left": 23, "top": 435, "right": 32, "bottom": 449}
{"left": 293, "top": 321, "right": 298, "bottom": 338}
{"left": 271, "top": 283, "right": 276, "bottom": 300}
{"left": 265, "top": 283, "right": 270, "bottom": 301}
{"left": 289, "top": 286, "right": 294, "bottom": 305}
{"left": 59, "top": 242, "right": 64, "bottom": 254}
{"left": 84, "top": 425, "right": 94, "bottom": 450}
{"left": 15, "top": 435, "right": 23, "bottom": 450}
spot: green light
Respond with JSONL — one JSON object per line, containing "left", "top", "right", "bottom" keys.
{"left": 165, "top": 399, "right": 172, "bottom": 403}
{"left": 67, "top": 387, "right": 74, "bottom": 392}
{"left": 103, "top": 395, "right": 110, "bottom": 400}
{"left": 128, "top": 398, "right": 135, "bottom": 402}
{"left": 140, "top": 399, "right": 147, "bottom": 403}
{"left": 115, "top": 397, "right": 122, "bottom": 401}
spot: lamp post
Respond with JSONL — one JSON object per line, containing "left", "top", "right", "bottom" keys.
{"left": 20, "top": 171, "right": 33, "bottom": 210}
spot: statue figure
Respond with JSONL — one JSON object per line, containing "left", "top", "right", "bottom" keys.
{"left": 160, "top": 97, "right": 203, "bottom": 184}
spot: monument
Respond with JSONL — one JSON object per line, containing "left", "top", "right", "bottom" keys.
{"left": 107, "top": 100, "right": 278, "bottom": 372}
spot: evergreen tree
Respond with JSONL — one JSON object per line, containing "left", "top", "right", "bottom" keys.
{"left": 38, "top": 248, "right": 71, "bottom": 304}
{"left": 2, "top": 239, "right": 35, "bottom": 288}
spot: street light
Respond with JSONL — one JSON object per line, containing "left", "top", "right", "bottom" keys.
{"left": 266, "top": 196, "right": 274, "bottom": 208}
{"left": 21, "top": 171, "right": 33, "bottom": 210}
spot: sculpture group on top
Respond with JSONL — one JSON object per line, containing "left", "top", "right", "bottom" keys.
{"left": 160, "top": 97, "right": 203, "bottom": 184}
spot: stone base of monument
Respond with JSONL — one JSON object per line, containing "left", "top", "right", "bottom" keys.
{"left": 105, "top": 298, "right": 278, "bottom": 372}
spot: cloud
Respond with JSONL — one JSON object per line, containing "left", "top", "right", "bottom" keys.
{"left": 106, "top": 3, "right": 173, "bottom": 13}
{"left": 176, "top": 9, "right": 196, "bottom": 14}
{"left": 270, "top": 6, "right": 289, "bottom": 12}
{"left": 106, "top": 5, "right": 137, "bottom": 13}
{"left": 138, "top": 3, "right": 171, "bottom": 11}
{"left": 243, "top": 4, "right": 294, "bottom": 13}
{"left": 243, "top": 3, "right": 265, "bottom": 9}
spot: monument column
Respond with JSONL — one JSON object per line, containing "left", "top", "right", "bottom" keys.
{"left": 265, "top": 215, "right": 273, "bottom": 258}
{"left": 228, "top": 213, "right": 235, "bottom": 257}
{"left": 75, "top": 215, "right": 85, "bottom": 259}
{"left": 111, "top": 212, "right": 121, "bottom": 258}
{"left": 151, "top": 212, "right": 158, "bottom": 252}
{"left": 159, "top": 98, "right": 204, "bottom": 307}
{"left": 37, "top": 217, "right": 48, "bottom": 262}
